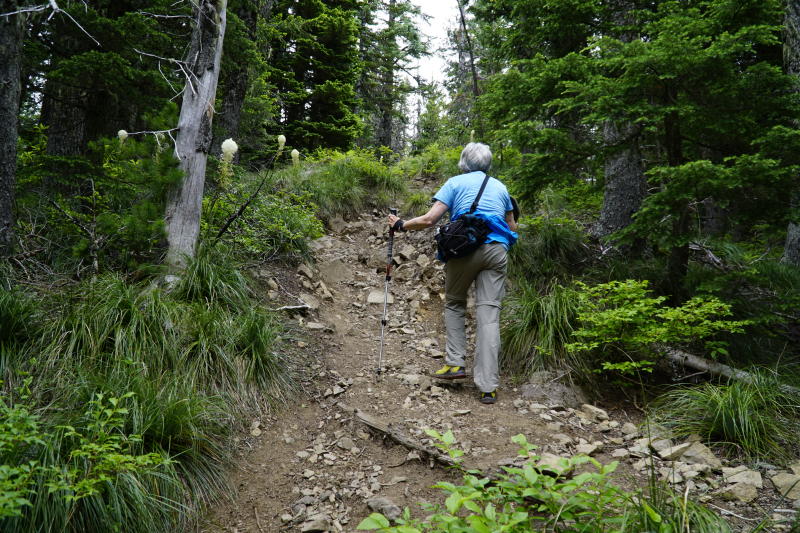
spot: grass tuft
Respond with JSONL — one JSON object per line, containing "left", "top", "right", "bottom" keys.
{"left": 501, "top": 282, "right": 585, "bottom": 379}
{"left": 651, "top": 370, "right": 800, "bottom": 461}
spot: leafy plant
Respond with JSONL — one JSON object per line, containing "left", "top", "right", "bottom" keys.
{"left": 567, "top": 279, "right": 749, "bottom": 374}
{"left": 357, "top": 433, "right": 732, "bottom": 532}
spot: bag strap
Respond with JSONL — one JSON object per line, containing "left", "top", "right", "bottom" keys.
{"left": 468, "top": 173, "right": 491, "bottom": 214}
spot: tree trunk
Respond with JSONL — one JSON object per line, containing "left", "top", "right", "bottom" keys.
{"left": 212, "top": 0, "right": 273, "bottom": 157}
{"left": 594, "top": 1, "right": 645, "bottom": 240}
{"left": 783, "top": 0, "right": 800, "bottom": 265}
{"left": 594, "top": 121, "right": 645, "bottom": 238}
{"left": 456, "top": 0, "right": 482, "bottom": 138}
{"left": 41, "top": 81, "right": 87, "bottom": 156}
{"left": 376, "top": 0, "right": 395, "bottom": 150}
{"left": 0, "top": 0, "right": 23, "bottom": 256}
{"left": 663, "top": 96, "right": 689, "bottom": 302}
{"left": 164, "top": 0, "right": 228, "bottom": 270}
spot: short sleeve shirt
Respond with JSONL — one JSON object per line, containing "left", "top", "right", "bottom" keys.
{"left": 433, "top": 171, "right": 518, "bottom": 249}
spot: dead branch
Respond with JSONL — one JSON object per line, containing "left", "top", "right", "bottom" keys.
{"left": 339, "top": 403, "right": 455, "bottom": 468}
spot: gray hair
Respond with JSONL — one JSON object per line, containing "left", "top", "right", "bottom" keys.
{"left": 458, "top": 142, "right": 492, "bottom": 173}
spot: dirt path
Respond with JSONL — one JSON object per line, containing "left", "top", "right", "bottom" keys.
{"left": 200, "top": 213, "right": 793, "bottom": 533}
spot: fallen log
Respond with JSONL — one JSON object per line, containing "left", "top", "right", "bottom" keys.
{"left": 655, "top": 344, "right": 800, "bottom": 394}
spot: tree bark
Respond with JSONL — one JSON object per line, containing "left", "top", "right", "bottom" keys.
{"left": 212, "top": 0, "right": 273, "bottom": 157}
{"left": 783, "top": 0, "right": 800, "bottom": 265}
{"left": 594, "top": 1, "right": 645, "bottom": 240}
{"left": 456, "top": 0, "right": 482, "bottom": 138}
{"left": 376, "top": 0, "right": 396, "bottom": 150}
{"left": 0, "top": 1, "right": 23, "bottom": 256}
{"left": 164, "top": 0, "right": 228, "bottom": 270}
{"left": 594, "top": 121, "right": 645, "bottom": 238}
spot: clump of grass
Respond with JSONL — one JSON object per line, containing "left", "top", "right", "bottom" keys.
{"left": 173, "top": 247, "right": 250, "bottom": 308}
{"left": 509, "top": 215, "right": 589, "bottom": 286}
{"left": 46, "top": 275, "right": 181, "bottom": 373}
{"left": 632, "top": 477, "right": 733, "bottom": 532}
{"left": 403, "top": 190, "right": 433, "bottom": 218}
{"left": 651, "top": 370, "right": 800, "bottom": 461}
{"left": 3, "top": 256, "right": 297, "bottom": 532}
{"left": 501, "top": 281, "right": 585, "bottom": 379}
{"left": 272, "top": 149, "right": 406, "bottom": 221}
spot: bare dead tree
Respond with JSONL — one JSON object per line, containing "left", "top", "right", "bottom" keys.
{"left": 164, "top": 0, "right": 228, "bottom": 270}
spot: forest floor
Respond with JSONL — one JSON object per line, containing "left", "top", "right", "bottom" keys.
{"left": 200, "top": 210, "right": 796, "bottom": 533}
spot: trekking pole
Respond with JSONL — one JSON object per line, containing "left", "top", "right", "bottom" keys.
{"left": 377, "top": 207, "right": 398, "bottom": 376}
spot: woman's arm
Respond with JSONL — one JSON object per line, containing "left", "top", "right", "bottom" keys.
{"left": 387, "top": 201, "right": 449, "bottom": 232}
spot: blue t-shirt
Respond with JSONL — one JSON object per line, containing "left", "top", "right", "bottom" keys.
{"left": 433, "top": 171, "right": 518, "bottom": 249}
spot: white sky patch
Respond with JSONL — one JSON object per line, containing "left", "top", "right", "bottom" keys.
{"left": 413, "top": 1, "right": 460, "bottom": 86}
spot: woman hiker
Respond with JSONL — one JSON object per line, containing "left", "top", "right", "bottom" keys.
{"left": 387, "top": 142, "right": 518, "bottom": 404}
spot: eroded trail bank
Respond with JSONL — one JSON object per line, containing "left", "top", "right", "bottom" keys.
{"left": 202, "top": 214, "right": 795, "bottom": 533}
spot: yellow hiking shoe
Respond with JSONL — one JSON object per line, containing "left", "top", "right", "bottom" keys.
{"left": 432, "top": 365, "right": 466, "bottom": 379}
{"left": 480, "top": 391, "right": 497, "bottom": 404}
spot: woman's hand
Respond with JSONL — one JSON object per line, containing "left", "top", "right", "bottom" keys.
{"left": 388, "top": 214, "right": 400, "bottom": 229}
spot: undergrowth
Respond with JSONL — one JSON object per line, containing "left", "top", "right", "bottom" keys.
{"left": 358, "top": 433, "right": 735, "bottom": 532}
{"left": 652, "top": 370, "right": 800, "bottom": 462}
{"left": 0, "top": 250, "right": 295, "bottom": 532}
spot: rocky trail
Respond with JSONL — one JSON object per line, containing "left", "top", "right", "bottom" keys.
{"left": 202, "top": 213, "right": 800, "bottom": 533}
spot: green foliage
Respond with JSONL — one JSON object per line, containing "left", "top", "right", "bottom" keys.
{"left": 266, "top": 1, "right": 362, "bottom": 152}
{"left": 357, "top": 433, "right": 732, "bottom": 532}
{"left": 272, "top": 149, "right": 406, "bottom": 220}
{"left": 0, "top": 386, "right": 180, "bottom": 531}
{"left": 394, "top": 143, "right": 462, "bottom": 183}
{"left": 16, "top": 134, "right": 182, "bottom": 272}
{"left": 567, "top": 280, "right": 749, "bottom": 372}
{"left": 403, "top": 191, "right": 432, "bottom": 218}
{"left": 508, "top": 215, "right": 589, "bottom": 286}
{"left": 1, "top": 264, "right": 295, "bottom": 532}
{"left": 652, "top": 371, "right": 800, "bottom": 461}
{"left": 501, "top": 282, "right": 583, "bottom": 379}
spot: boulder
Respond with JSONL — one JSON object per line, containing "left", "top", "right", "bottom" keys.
{"left": 772, "top": 473, "right": 800, "bottom": 499}
{"left": 724, "top": 469, "right": 762, "bottom": 488}
{"left": 720, "top": 482, "right": 758, "bottom": 503}
{"left": 299, "top": 293, "right": 320, "bottom": 311}
{"left": 621, "top": 422, "right": 639, "bottom": 436}
{"left": 297, "top": 263, "right": 315, "bottom": 279}
{"left": 367, "top": 290, "right": 393, "bottom": 304}
{"left": 519, "top": 381, "right": 588, "bottom": 409}
{"left": 681, "top": 441, "right": 722, "bottom": 469}
{"left": 658, "top": 443, "right": 692, "bottom": 461}
{"left": 580, "top": 404, "right": 609, "bottom": 422}
{"left": 367, "top": 496, "right": 402, "bottom": 521}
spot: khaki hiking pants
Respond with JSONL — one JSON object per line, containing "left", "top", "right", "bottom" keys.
{"left": 443, "top": 242, "right": 507, "bottom": 393}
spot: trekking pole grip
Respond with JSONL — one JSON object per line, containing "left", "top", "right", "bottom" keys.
{"left": 386, "top": 208, "right": 398, "bottom": 278}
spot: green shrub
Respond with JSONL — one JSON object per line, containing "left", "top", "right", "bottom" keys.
{"left": 16, "top": 135, "right": 181, "bottom": 272}
{"left": 284, "top": 149, "right": 405, "bottom": 220}
{"left": 567, "top": 279, "right": 749, "bottom": 375}
{"left": 394, "top": 143, "right": 461, "bottom": 182}
{"left": 358, "top": 433, "right": 732, "bottom": 532}
{"left": 0, "top": 388, "right": 182, "bottom": 533}
{"left": 652, "top": 371, "right": 800, "bottom": 461}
